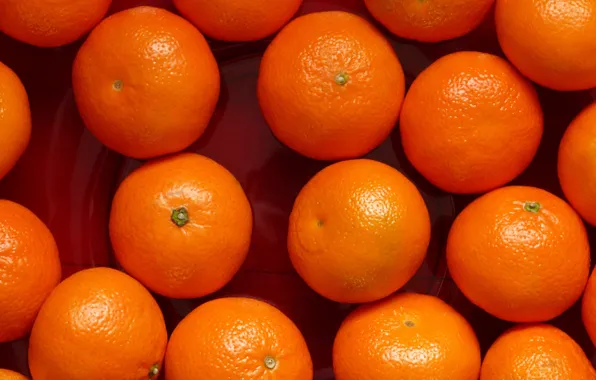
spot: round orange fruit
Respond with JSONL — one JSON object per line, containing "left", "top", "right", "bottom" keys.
{"left": 496, "top": 0, "right": 596, "bottom": 91}
{"left": 173, "top": 0, "right": 303, "bottom": 41}
{"left": 559, "top": 102, "right": 596, "bottom": 226}
{"left": 400, "top": 51, "right": 543, "bottom": 194}
{"left": 258, "top": 11, "right": 405, "bottom": 161}
{"left": 165, "top": 297, "right": 313, "bottom": 380}
{"left": 333, "top": 293, "right": 481, "bottom": 380}
{"left": 0, "top": 200, "right": 61, "bottom": 343}
{"left": 480, "top": 324, "right": 596, "bottom": 379}
{"left": 109, "top": 153, "right": 252, "bottom": 299}
{"left": 0, "top": 369, "right": 28, "bottom": 380}
{"left": 28, "top": 267, "right": 167, "bottom": 380}
{"left": 582, "top": 268, "right": 596, "bottom": 347}
{"left": 0, "top": 62, "right": 31, "bottom": 182}
{"left": 447, "top": 186, "right": 590, "bottom": 322}
{"left": 288, "top": 159, "right": 430, "bottom": 303}
{"left": 364, "top": 0, "right": 495, "bottom": 42}
{"left": 72, "top": 6, "right": 220, "bottom": 159}
{"left": 0, "top": 0, "right": 111, "bottom": 47}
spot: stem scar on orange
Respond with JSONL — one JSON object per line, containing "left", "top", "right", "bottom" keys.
{"left": 109, "top": 153, "right": 253, "bottom": 299}
{"left": 258, "top": 11, "right": 405, "bottom": 161}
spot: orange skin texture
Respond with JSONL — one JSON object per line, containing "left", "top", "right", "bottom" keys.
{"left": 72, "top": 6, "right": 220, "bottom": 159}
{"left": 0, "top": 0, "right": 111, "bottom": 48}
{"left": 333, "top": 293, "right": 481, "bottom": 380}
{"left": 447, "top": 186, "right": 590, "bottom": 323}
{"left": 288, "top": 159, "right": 430, "bottom": 304}
{"left": 364, "top": 0, "right": 494, "bottom": 42}
{"left": 109, "top": 153, "right": 253, "bottom": 299}
{"left": 173, "top": 0, "right": 303, "bottom": 42}
{"left": 0, "top": 369, "right": 28, "bottom": 380}
{"left": 582, "top": 268, "right": 596, "bottom": 347}
{"left": 0, "top": 200, "right": 61, "bottom": 343}
{"left": 558, "top": 102, "right": 596, "bottom": 227}
{"left": 28, "top": 267, "right": 167, "bottom": 380}
{"left": 258, "top": 11, "right": 405, "bottom": 161}
{"left": 496, "top": 0, "right": 596, "bottom": 91}
{"left": 165, "top": 297, "right": 313, "bottom": 380}
{"left": 400, "top": 51, "right": 543, "bottom": 194}
{"left": 480, "top": 324, "right": 596, "bottom": 379}
{"left": 0, "top": 62, "right": 31, "bottom": 182}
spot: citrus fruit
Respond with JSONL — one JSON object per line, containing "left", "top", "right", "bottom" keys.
{"left": 0, "top": 0, "right": 111, "bottom": 48}
{"left": 258, "top": 11, "right": 405, "bottom": 161}
{"left": 0, "top": 62, "right": 31, "bottom": 182}
{"left": 173, "top": 0, "right": 303, "bottom": 41}
{"left": 28, "top": 267, "right": 167, "bottom": 380}
{"left": 109, "top": 153, "right": 252, "bottom": 299}
{"left": 559, "top": 102, "right": 596, "bottom": 226}
{"left": 0, "top": 369, "right": 28, "bottom": 380}
{"left": 72, "top": 6, "right": 220, "bottom": 159}
{"left": 400, "top": 51, "right": 543, "bottom": 194}
{"left": 0, "top": 200, "right": 61, "bottom": 343}
{"left": 364, "top": 0, "right": 495, "bottom": 42}
{"left": 447, "top": 186, "right": 590, "bottom": 322}
{"left": 496, "top": 0, "right": 596, "bottom": 91}
{"left": 582, "top": 268, "right": 596, "bottom": 347}
{"left": 333, "top": 293, "right": 481, "bottom": 380}
{"left": 288, "top": 159, "right": 430, "bottom": 304}
{"left": 165, "top": 297, "right": 313, "bottom": 380}
{"left": 480, "top": 324, "right": 596, "bottom": 379}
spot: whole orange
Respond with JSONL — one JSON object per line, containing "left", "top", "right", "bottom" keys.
{"left": 447, "top": 186, "right": 590, "bottom": 322}
{"left": 109, "top": 153, "right": 252, "bottom": 299}
{"left": 165, "top": 297, "right": 313, "bottom": 380}
{"left": 582, "top": 268, "right": 596, "bottom": 347}
{"left": 400, "top": 51, "right": 543, "bottom": 194}
{"left": 258, "top": 11, "right": 405, "bottom": 161}
{"left": 0, "top": 369, "right": 27, "bottom": 380}
{"left": 173, "top": 0, "right": 303, "bottom": 41}
{"left": 480, "top": 324, "right": 596, "bottom": 379}
{"left": 496, "top": 0, "right": 596, "bottom": 91}
{"left": 72, "top": 6, "right": 220, "bottom": 159}
{"left": 364, "top": 0, "right": 494, "bottom": 42}
{"left": 333, "top": 293, "right": 481, "bottom": 380}
{"left": 0, "top": 62, "right": 31, "bottom": 182}
{"left": 0, "top": 200, "right": 61, "bottom": 343}
{"left": 0, "top": 0, "right": 111, "bottom": 48}
{"left": 28, "top": 267, "right": 167, "bottom": 380}
{"left": 559, "top": 102, "right": 596, "bottom": 226}
{"left": 288, "top": 159, "right": 430, "bottom": 304}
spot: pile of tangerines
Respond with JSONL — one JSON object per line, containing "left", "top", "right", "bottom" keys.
{"left": 1, "top": 0, "right": 596, "bottom": 379}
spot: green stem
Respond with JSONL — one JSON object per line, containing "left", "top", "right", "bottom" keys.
{"left": 524, "top": 201, "right": 541, "bottom": 213}
{"left": 171, "top": 207, "right": 189, "bottom": 227}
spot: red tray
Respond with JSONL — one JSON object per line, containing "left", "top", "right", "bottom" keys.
{"left": 1, "top": 0, "right": 595, "bottom": 378}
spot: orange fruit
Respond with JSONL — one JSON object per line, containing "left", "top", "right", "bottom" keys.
{"left": 258, "top": 11, "right": 405, "bottom": 161}
{"left": 0, "top": 62, "right": 31, "bottom": 181}
{"left": 496, "top": 0, "right": 596, "bottom": 91}
{"left": 400, "top": 51, "right": 543, "bottom": 194}
{"left": 364, "top": 0, "right": 495, "bottom": 42}
{"left": 447, "top": 186, "right": 590, "bottom": 322}
{"left": 333, "top": 293, "right": 481, "bottom": 380}
{"left": 559, "top": 102, "right": 596, "bottom": 226}
{"left": 72, "top": 6, "right": 220, "bottom": 159}
{"left": 109, "top": 153, "right": 252, "bottom": 299}
{"left": 480, "top": 324, "right": 596, "bottom": 379}
{"left": 288, "top": 159, "right": 430, "bottom": 303}
{"left": 0, "top": 0, "right": 111, "bottom": 48}
{"left": 173, "top": 0, "right": 303, "bottom": 41}
{"left": 582, "top": 268, "right": 596, "bottom": 347}
{"left": 0, "top": 369, "right": 28, "bottom": 380}
{"left": 28, "top": 267, "right": 167, "bottom": 380}
{"left": 0, "top": 200, "right": 61, "bottom": 343}
{"left": 165, "top": 297, "right": 313, "bottom": 380}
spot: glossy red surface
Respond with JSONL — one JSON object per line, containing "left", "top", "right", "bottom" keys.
{"left": 0, "top": 0, "right": 595, "bottom": 378}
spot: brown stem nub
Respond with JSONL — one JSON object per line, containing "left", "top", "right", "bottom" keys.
{"left": 148, "top": 364, "right": 160, "bottom": 378}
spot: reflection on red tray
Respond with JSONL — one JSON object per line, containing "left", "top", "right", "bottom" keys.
{"left": 0, "top": 0, "right": 595, "bottom": 378}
